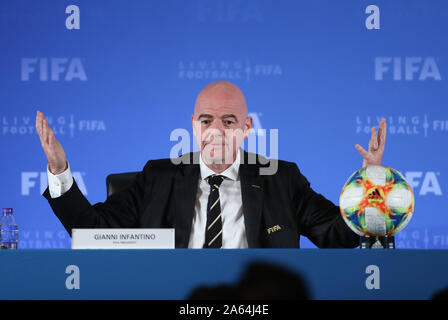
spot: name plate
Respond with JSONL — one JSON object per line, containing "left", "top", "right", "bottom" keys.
{"left": 71, "top": 229, "right": 175, "bottom": 249}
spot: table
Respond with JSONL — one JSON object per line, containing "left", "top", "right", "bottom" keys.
{"left": 0, "top": 249, "right": 447, "bottom": 299}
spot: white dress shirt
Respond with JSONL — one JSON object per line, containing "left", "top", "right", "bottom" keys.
{"left": 47, "top": 149, "right": 248, "bottom": 248}
{"left": 188, "top": 149, "right": 248, "bottom": 248}
{"left": 47, "top": 162, "right": 74, "bottom": 198}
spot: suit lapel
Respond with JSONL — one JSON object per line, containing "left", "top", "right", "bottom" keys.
{"left": 240, "top": 152, "right": 263, "bottom": 248}
{"left": 175, "top": 152, "right": 200, "bottom": 248}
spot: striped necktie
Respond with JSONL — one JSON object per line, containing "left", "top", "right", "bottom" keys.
{"left": 204, "top": 175, "right": 224, "bottom": 248}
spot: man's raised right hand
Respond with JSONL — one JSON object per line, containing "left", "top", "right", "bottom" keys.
{"left": 36, "top": 110, "right": 68, "bottom": 175}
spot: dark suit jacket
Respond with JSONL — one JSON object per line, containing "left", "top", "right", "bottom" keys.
{"left": 43, "top": 151, "right": 359, "bottom": 248}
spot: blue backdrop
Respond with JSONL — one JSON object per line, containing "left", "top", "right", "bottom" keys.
{"left": 0, "top": 0, "right": 446, "bottom": 249}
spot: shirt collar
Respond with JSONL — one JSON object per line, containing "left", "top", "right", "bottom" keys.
{"left": 199, "top": 148, "right": 241, "bottom": 181}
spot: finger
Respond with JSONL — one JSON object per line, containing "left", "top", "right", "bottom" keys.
{"left": 380, "top": 118, "right": 387, "bottom": 146}
{"left": 46, "top": 120, "right": 56, "bottom": 147}
{"left": 376, "top": 119, "right": 386, "bottom": 150}
{"left": 355, "top": 144, "right": 370, "bottom": 158}
{"left": 48, "top": 128, "right": 56, "bottom": 151}
{"left": 37, "top": 119, "right": 47, "bottom": 148}
{"left": 40, "top": 112, "right": 47, "bottom": 139}
{"left": 371, "top": 126, "right": 378, "bottom": 150}
{"left": 35, "top": 110, "right": 40, "bottom": 134}
{"left": 47, "top": 130, "right": 57, "bottom": 162}
{"left": 36, "top": 111, "right": 44, "bottom": 137}
{"left": 42, "top": 119, "right": 49, "bottom": 146}
{"left": 377, "top": 128, "right": 382, "bottom": 148}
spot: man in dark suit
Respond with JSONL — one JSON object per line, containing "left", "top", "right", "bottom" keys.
{"left": 36, "top": 81, "right": 387, "bottom": 248}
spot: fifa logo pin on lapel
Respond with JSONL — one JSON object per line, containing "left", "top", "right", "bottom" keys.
{"left": 267, "top": 225, "right": 282, "bottom": 234}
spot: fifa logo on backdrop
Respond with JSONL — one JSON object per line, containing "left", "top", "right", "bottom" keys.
{"left": 21, "top": 58, "right": 87, "bottom": 81}
{"left": 396, "top": 228, "right": 448, "bottom": 249}
{"left": 374, "top": 57, "right": 441, "bottom": 81}
{"left": 1, "top": 114, "right": 106, "bottom": 137}
{"left": 356, "top": 115, "right": 448, "bottom": 138}
{"left": 178, "top": 60, "right": 282, "bottom": 81}
{"left": 21, "top": 171, "right": 88, "bottom": 196}
{"left": 405, "top": 171, "right": 442, "bottom": 196}
{"left": 19, "top": 230, "right": 71, "bottom": 249}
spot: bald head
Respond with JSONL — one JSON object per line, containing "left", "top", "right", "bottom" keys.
{"left": 194, "top": 80, "right": 248, "bottom": 117}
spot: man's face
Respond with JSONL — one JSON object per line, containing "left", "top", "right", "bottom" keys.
{"left": 192, "top": 85, "right": 252, "bottom": 165}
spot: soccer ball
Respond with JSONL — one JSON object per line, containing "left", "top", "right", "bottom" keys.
{"left": 339, "top": 166, "right": 414, "bottom": 237}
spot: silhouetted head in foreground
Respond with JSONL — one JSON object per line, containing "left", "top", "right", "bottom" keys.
{"left": 188, "top": 261, "right": 310, "bottom": 300}
{"left": 432, "top": 287, "right": 448, "bottom": 300}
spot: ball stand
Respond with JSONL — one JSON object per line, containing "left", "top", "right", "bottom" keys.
{"left": 360, "top": 236, "right": 395, "bottom": 249}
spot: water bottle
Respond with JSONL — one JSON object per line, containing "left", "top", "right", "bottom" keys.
{"left": 1, "top": 208, "right": 18, "bottom": 249}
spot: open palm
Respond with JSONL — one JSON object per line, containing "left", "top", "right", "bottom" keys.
{"left": 355, "top": 118, "right": 387, "bottom": 168}
{"left": 36, "top": 110, "right": 67, "bottom": 174}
